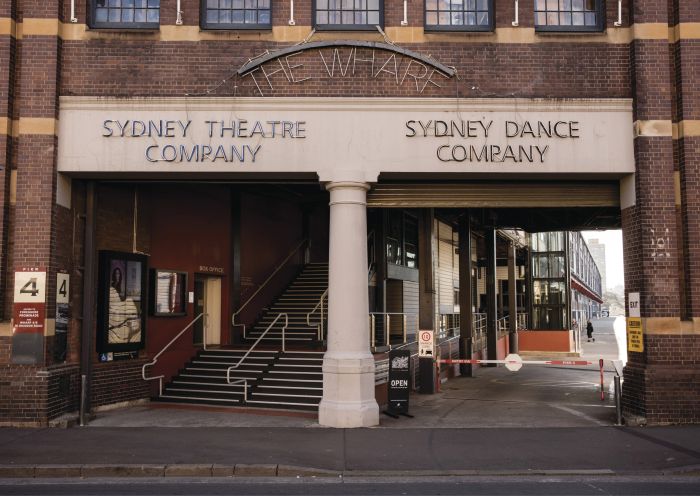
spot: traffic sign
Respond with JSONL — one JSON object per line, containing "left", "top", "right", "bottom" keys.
{"left": 418, "top": 329, "right": 434, "bottom": 357}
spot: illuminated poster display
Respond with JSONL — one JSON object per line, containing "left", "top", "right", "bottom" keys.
{"left": 97, "top": 251, "right": 148, "bottom": 353}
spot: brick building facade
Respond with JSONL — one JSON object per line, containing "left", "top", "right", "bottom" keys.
{"left": 0, "top": 0, "right": 698, "bottom": 426}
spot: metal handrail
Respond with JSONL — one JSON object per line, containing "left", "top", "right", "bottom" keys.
{"left": 306, "top": 289, "right": 328, "bottom": 340}
{"left": 369, "top": 312, "right": 415, "bottom": 348}
{"left": 473, "top": 313, "right": 487, "bottom": 340}
{"left": 226, "top": 312, "right": 288, "bottom": 401}
{"left": 142, "top": 312, "right": 205, "bottom": 397}
{"left": 231, "top": 238, "right": 307, "bottom": 338}
{"left": 517, "top": 313, "right": 528, "bottom": 330}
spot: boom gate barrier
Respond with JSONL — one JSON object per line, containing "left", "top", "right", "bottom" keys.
{"left": 435, "top": 353, "right": 607, "bottom": 402}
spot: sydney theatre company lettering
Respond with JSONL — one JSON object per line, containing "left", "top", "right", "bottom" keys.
{"left": 99, "top": 117, "right": 580, "bottom": 166}
{"left": 101, "top": 119, "right": 306, "bottom": 163}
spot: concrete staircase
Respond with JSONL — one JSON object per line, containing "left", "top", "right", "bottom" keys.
{"left": 158, "top": 349, "right": 324, "bottom": 411}
{"left": 157, "top": 263, "right": 327, "bottom": 411}
{"left": 245, "top": 262, "right": 328, "bottom": 344}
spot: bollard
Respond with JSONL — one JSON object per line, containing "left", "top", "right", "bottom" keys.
{"left": 435, "top": 359, "right": 440, "bottom": 393}
{"left": 599, "top": 359, "right": 605, "bottom": 401}
{"left": 79, "top": 374, "right": 87, "bottom": 427}
{"left": 614, "top": 375, "right": 622, "bottom": 425}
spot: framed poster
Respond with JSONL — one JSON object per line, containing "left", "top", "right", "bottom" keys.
{"left": 150, "top": 269, "right": 187, "bottom": 317}
{"left": 97, "top": 251, "right": 148, "bottom": 353}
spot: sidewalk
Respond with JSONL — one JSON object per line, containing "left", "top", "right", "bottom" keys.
{"left": 3, "top": 317, "right": 698, "bottom": 479}
{"left": 1, "top": 424, "right": 700, "bottom": 478}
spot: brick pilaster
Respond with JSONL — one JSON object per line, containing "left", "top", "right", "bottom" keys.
{"left": 622, "top": 0, "right": 680, "bottom": 423}
{"left": 9, "top": 0, "right": 67, "bottom": 367}
{"left": 622, "top": 0, "right": 700, "bottom": 425}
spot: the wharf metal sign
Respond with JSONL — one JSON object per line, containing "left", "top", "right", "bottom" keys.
{"left": 237, "top": 41, "right": 455, "bottom": 97}
{"left": 57, "top": 97, "right": 635, "bottom": 180}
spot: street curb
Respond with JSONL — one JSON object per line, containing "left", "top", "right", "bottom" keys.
{"left": 4, "top": 465, "right": 699, "bottom": 479}
{"left": 233, "top": 464, "right": 278, "bottom": 477}
{"left": 0, "top": 464, "right": 614, "bottom": 479}
{"left": 342, "top": 469, "right": 617, "bottom": 477}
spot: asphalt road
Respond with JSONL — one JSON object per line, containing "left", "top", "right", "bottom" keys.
{"left": 1, "top": 476, "right": 699, "bottom": 496}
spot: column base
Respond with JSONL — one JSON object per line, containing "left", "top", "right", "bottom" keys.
{"left": 318, "top": 355, "right": 379, "bottom": 428}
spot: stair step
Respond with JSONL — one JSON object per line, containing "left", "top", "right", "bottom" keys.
{"left": 257, "top": 386, "right": 322, "bottom": 395}
{"left": 245, "top": 400, "right": 319, "bottom": 411}
{"left": 179, "top": 373, "right": 259, "bottom": 380}
{"left": 158, "top": 395, "right": 244, "bottom": 406}
{"left": 270, "top": 364, "right": 323, "bottom": 373}
{"left": 258, "top": 378, "right": 323, "bottom": 385}
{"left": 165, "top": 386, "right": 248, "bottom": 395}
{"left": 248, "top": 393, "right": 321, "bottom": 404}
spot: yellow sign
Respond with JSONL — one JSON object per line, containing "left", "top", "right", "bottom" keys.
{"left": 627, "top": 317, "right": 644, "bottom": 352}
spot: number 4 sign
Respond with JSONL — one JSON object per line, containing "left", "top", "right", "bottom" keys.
{"left": 56, "top": 273, "right": 70, "bottom": 304}
{"left": 14, "top": 268, "right": 47, "bottom": 304}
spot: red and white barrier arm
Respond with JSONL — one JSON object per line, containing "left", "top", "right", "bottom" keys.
{"left": 437, "top": 358, "right": 593, "bottom": 366}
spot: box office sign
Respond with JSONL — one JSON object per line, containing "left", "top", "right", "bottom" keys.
{"left": 11, "top": 268, "right": 47, "bottom": 364}
{"left": 57, "top": 97, "right": 635, "bottom": 180}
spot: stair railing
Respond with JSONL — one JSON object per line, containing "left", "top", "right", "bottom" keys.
{"left": 306, "top": 289, "right": 328, "bottom": 341}
{"left": 226, "top": 312, "right": 288, "bottom": 401}
{"left": 473, "top": 313, "right": 487, "bottom": 341}
{"left": 232, "top": 239, "right": 307, "bottom": 339}
{"left": 142, "top": 312, "right": 205, "bottom": 397}
{"left": 368, "top": 312, "right": 415, "bottom": 349}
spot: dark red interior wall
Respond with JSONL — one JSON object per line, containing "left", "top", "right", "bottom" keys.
{"left": 308, "top": 202, "right": 329, "bottom": 263}
{"left": 237, "top": 192, "right": 304, "bottom": 327}
{"left": 146, "top": 184, "right": 232, "bottom": 383}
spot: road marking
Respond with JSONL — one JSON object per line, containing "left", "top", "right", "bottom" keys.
{"left": 548, "top": 404, "right": 607, "bottom": 426}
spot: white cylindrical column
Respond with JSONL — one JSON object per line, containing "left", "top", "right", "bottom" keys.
{"left": 318, "top": 181, "right": 379, "bottom": 428}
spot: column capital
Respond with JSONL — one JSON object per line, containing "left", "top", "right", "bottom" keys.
{"left": 325, "top": 181, "right": 371, "bottom": 192}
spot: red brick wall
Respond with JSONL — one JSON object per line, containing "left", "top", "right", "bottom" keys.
{"left": 0, "top": 364, "right": 80, "bottom": 426}
{"left": 91, "top": 358, "right": 150, "bottom": 409}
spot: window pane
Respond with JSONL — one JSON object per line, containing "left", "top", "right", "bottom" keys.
{"left": 426, "top": 11, "right": 438, "bottom": 24}
{"left": 316, "top": 10, "right": 328, "bottom": 23}
{"left": 134, "top": 8, "right": 146, "bottom": 21}
{"left": 477, "top": 11, "right": 488, "bottom": 24}
{"left": 572, "top": 12, "right": 584, "bottom": 24}
{"left": 95, "top": 7, "right": 108, "bottom": 21}
{"left": 367, "top": 10, "right": 379, "bottom": 23}
{"left": 146, "top": 8, "right": 158, "bottom": 21}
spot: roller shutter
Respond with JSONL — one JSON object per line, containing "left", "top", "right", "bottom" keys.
{"left": 367, "top": 182, "right": 619, "bottom": 208}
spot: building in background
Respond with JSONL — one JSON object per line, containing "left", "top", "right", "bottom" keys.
{"left": 586, "top": 238, "right": 607, "bottom": 292}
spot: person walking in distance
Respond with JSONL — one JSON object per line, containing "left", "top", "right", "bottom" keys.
{"left": 586, "top": 320, "right": 594, "bottom": 342}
